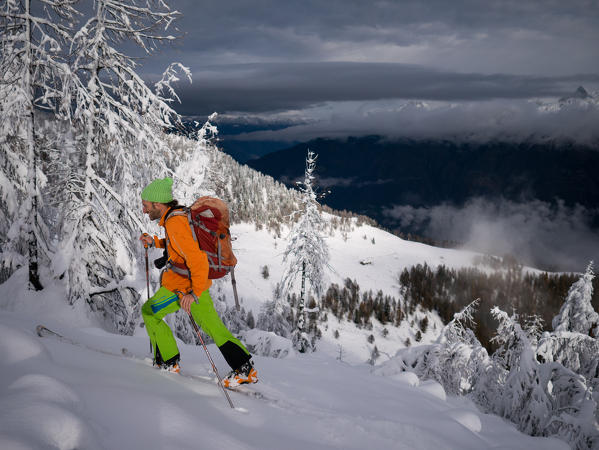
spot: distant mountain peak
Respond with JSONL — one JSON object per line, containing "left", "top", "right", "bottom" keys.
{"left": 559, "top": 85, "right": 590, "bottom": 102}
{"left": 575, "top": 86, "right": 590, "bottom": 98}
{"left": 536, "top": 85, "right": 598, "bottom": 115}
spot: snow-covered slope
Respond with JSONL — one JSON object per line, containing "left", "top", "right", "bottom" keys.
{"left": 0, "top": 275, "right": 569, "bottom": 450}
{"left": 0, "top": 203, "right": 575, "bottom": 449}
{"left": 228, "top": 218, "right": 481, "bottom": 364}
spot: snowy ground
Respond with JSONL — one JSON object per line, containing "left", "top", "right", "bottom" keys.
{"left": 0, "top": 272, "right": 570, "bottom": 450}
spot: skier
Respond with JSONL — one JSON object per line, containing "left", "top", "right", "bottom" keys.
{"left": 139, "top": 177, "right": 257, "bottom": 387}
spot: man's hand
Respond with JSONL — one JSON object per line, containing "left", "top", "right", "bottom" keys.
{"left": 180, "top": 294, "right": 196, "bottom": 313}
{"left": 139, "top": 233, "right": 153, "bottom": 248}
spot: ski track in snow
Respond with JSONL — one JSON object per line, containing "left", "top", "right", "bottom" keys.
{"left": 0, "top": 309, "right": 570, "bottom": 450}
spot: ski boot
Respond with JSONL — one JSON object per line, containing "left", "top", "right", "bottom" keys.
{"left": 223, "top": 360, "right": 258, "bottom": 388}
{"left": 154, "top": 351, "right": 181, "bottom": 374}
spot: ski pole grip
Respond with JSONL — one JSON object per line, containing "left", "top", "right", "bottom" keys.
{"left": 141, "top": 233, "right": 152, "bottom": 248}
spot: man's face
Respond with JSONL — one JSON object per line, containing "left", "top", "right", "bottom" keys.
{"left": 142, "top": 200, "right": 162, "bottom": 221}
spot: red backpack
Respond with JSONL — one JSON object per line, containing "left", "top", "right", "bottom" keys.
{"left": 167, "top": 197, "right": 237, "bottom": 279}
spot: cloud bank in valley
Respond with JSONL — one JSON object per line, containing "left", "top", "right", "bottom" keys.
{"left": 217, "top": 94, "right": 599, "bottom": 145}
{"left": 384, "top": 198, "right": 599, "bottom": 272}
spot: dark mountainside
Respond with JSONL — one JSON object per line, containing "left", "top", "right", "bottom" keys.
{"left": 247, "top": 136, "right": 599, "bottom": 233}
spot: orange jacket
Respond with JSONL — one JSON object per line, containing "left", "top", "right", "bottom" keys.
{"left": 152, "top": 209, "right": 212, "bottom": 297}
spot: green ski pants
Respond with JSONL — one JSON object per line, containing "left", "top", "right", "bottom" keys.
{"left": 141, "top": 287, "right": 251, "bottom": 370}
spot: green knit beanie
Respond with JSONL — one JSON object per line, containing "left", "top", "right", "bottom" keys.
{"left": 141, "top": 177, "right": 173, "bottom": 203}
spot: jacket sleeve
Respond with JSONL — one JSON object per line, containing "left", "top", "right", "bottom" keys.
{"left": 166, "top": 216, "right": 210, "bottom": 295}
{"left": 154, "top": 236, "right": 166, "bottom": 249}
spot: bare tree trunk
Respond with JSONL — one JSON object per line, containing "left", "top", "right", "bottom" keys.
{"left": 298, "top": 261, "right": 306, "bottom": 333}
{"left": 293, "top": 261, "right": 310, "bottom": 352}
{"left": 26, "top": 110, "right": 42, "bottom": 290}
{"left": 24, "top": 0, "right": 42, "bottom": 290}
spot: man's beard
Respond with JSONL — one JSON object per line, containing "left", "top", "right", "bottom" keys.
{"left": 148, "top": 209, "right": 161, "bottom": 221}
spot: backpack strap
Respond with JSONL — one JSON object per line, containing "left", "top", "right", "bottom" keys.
{"left": 162, "top": 207, "right": 192, "bottom": 278}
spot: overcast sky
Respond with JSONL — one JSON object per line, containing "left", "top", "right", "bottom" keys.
{"left": 140, "top": 0, "right": 599, "bottom": 117}
{"left": 132, "top": 0, "right": 599, "bottom": 147}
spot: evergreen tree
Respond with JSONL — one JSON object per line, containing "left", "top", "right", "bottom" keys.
{"left": 59, "top": 0, "right": 185, "bottom": 332}
{"left": 0, "top": 0, "right": 77, "bottom": 288}
{"left": 368, "top": 345, "right": 379, "bottom": 366}
{"left": 488, "top": 307, "right": 598, "bottom": 448}
{"left": 537, "top": 329, "right": 599, "bottom": 388}
{"left": 281, "top": 150, "right": 330, "bottom": 352}
{"left": 401, "top": 300, "right": 491, "bottom": 396}
{"left": 552, "top": 262, "right": 598, "bottom": 337}
{"left": 490, "top": 307, "right": 553, "bottom": 435}
{"left": 537, "top": 262, "right": 599, "bottom": 414}
{"left": 256, "top": 298, "right": 292, "bottom": 338}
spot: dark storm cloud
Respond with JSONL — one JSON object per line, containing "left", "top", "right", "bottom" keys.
{"left": 163, "top": 0, "right": 599, "bottom": 66}
{"left": 169, "top": 62, "right": 599, "bottom": 114}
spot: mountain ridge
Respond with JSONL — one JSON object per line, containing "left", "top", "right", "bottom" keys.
{"left": 247, "top": 136, "right": 599, "bottom": 224}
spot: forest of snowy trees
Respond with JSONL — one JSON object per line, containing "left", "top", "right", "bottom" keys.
{"left": 397, "top": 260, "right": 599, "bottom": 349}
{"left": 386, "top": 264, "right": 599, "bottom": 449}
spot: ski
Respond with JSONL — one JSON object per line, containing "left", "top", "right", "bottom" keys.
{"left": 122, "top": 346, "right": 266, "bottom": 399}
{"left": 36, "top": 324, "right": 271, "bottom": 402}
{"left": 37, "top": 324, "right": 66, "bottom": 339}
{"left": 176, "top": 370, "right": 268, "bottom": 401}
{"left": 36, "top": 324, "right": 128, "bottom": 358}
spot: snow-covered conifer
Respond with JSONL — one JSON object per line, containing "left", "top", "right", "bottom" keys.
{"left": 537, "top": 331, "right": 599, "bottom": 390}
{"left": 281, "top": 150, "right": 330, "bottom": 352}
{"left": 434, "top": 301, "right": 491, "bottom": 395}
{"left": 489, "top": 307, "right": 598, "bottom": 448}
{"left": 256, "top": 298, "right": 292, "bottom": 338}
{"left": 403, "top": 300, "right": 491, "bottom": 396}
{"left": 542, "top": 361, "right": 599, "bottom": 450}
{"left": 536, "top": 263, "right": 599, "bottom": 402}
{"left": 0, "top": 0, "right": 77, "bottom": 288}
{"left": 552, "top": 262, "right": 598, "bottom": 337}
{"left": 59, "top": 0, "right": 186, "bottom": 332}
{"left": 490, "top": 307, "right": 552, "bottom": 434}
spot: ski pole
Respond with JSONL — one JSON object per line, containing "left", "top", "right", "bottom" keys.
{"left": 144, "top": 242, "right": 152, "bottom": 355}
{"left": 230, "top": 267, "right": 240, "bottom": 311}
{"left": 144, "top": 244, "right": 150, "bottom": 301}
{"left": 187, "top": 312, "right": 235, "bottom": 409}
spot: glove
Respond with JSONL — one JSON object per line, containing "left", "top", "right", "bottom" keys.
{"left": 140, "top": 233, "right": 154, "bottom": 248}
